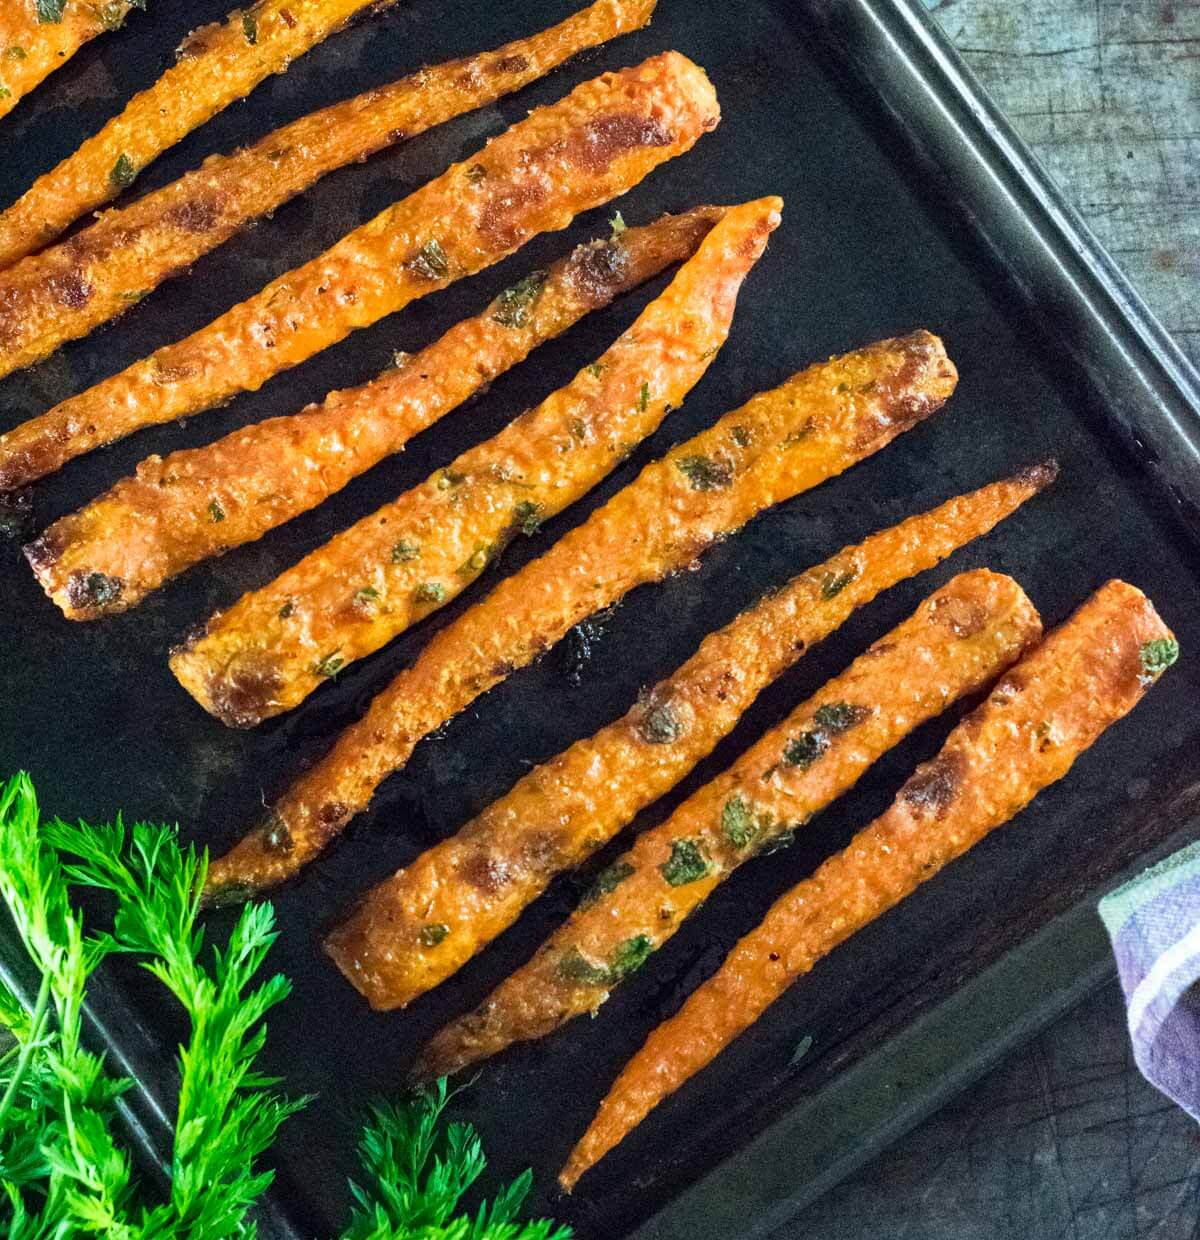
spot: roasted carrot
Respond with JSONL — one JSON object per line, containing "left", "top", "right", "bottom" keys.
{"left": 0, "top": 0, "right": 658, "bottom": 378}
{"left": 0, "top": 0, "right": 404, "bottom": 268}
{"left": 200, "top": 330, "right": 958, "bottom": 899}
{"left": 27, "top": 207, "right": 725, "bottom": 619}
{"left": 413, "top": 570, "right": 1041, "bottom": 1076}
{"left": 0, "top": 0, "right": 143, "bottom": 122}
{"left": 0, "top": 53, "right": 719, "bottom": 493}
{"left": 327, "top": 467, "right": 1058, "bottom": 1012}
{"left": 558, "top": 579, "right": 1178, "bottom": 1191}
{"left": 170, "top": 199, "right": 779, "bottom": 713}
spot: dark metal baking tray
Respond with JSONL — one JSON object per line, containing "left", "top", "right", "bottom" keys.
{"left": 2, "top": 0, "right": 1199, "bottom": 1237}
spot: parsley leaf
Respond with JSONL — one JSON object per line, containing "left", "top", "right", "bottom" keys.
{"left": 660, "top": 838, "right": 711, "bottom": 887}
{"left": 36, "top": 0, "right": 67, "bottom": 23}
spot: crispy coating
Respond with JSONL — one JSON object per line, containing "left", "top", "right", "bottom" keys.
{"left": 414, "top": 570, "right": 1042, "bottom": 1078}
{"left": 171, "top": 199, "right": 780, "bottom": 718}
{"left": 28, "top": 207, "right": 725, "bottom": 617}
{"left": 327, "top": 466, "right": 1057, "bottom": 1011}
{"left": 0, "top": 0, "right": 400, "bottom": 268}
{"left": 201, "top": 330, "right": 957, "bottom": 899}
{"left": 0, "top": 0, "right": 142, "bottom": 121}
{"left": 559, "top": 579, "right": 1176, "bottom": 1191}
{"left": 0, "top": 52, "right": 720, "bottom": 491}
{"left": 0, "top": 0, "right": 658, "bottom": 377}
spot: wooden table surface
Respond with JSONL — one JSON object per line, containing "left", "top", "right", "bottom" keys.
{"left": 782, "top": 2, "right": 1200, "bottom": 1237}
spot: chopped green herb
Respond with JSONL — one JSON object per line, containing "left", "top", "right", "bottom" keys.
{"left": 609, "top": 934, "right": 653, "bottom": 980}
{"left": 1138, "top": 637, "right": 1179, "bottom": 684}
{"left": 637, "top": 381, "right": 650, "bottom": 413}
{"left": 409, "top": 238, "right": 449, "bottom": 280}
{"left": 586, "top": 361, "right": 605, "bottom": 379}
{"left": 457, "top": 545, "right": 490, "bottom": 577}
{"left": 241, "top": 12, "right": 258, "bottom": 43}
{"left": 492, "top": 269, "right": 549, "bottom": 328}
{"left": 261, "top": 815, "right": 292, "bottom": 854}
{"left": 700, "top": 345, "right": 720, "bottom": 359}
{"left": 812, "top": 702, "right": 869, "bottom": 734}
{"left": 313, "top": 651, "right": 345, "bottom": 678}
{"left": 207, "top": 499, "right": 225, "bottom": 523}
{"left": 119, "top": 289, "right": 150, "bottom": 302}
{"left": 834, "top": 382, "right": 851, "bottom": 394}
{"left": 570, "top": 417, "right": 588, "bottom": 441}
{"left": 391, "top": 538, "right": 420, "bottom": 562}
{"left": 676, "top": 454, "right": 733, "bottom": 491}
{"left": 820, "top": 569, "right": 856, "bottom": 600}
{"left": 731, "top": 425, "right": 752, "bottom": 448}
{"left": 512, "top": 500, "right": 543, "bottom": 536}
{"left": 413, "top": 581, "right": 446, "bottom": 605}
{"left": 781, "top": 419, "right": 816, "bottom": 446}
{"left": 0, "top": 86, "right": 10, "bottom": 100}
{"left": 109, "top": 152, "right": 136, "bottom": 191}
{"left": 609, "top": 210, "right": 627, "bottom": 239}
{"left": 76, "top": 571, "right": 122, "bottom": 608}
{"left": 417, "top": 923, "right": 449, "bottom": 947}
{"left": 5, "top": 45, "right": 28, "bottom": 59}
{"left": 465, "top": 162, "right": 487, "bottom": 183}
{"left": 435, "top": 467, "right": 465, "bottom": 490}
{"left": 278, "top": 599, "right": 295, "bottom": 619}
{"left": 97, "top": 2, "right": 127, "bottom": 30}
{"left": 36, "top": 0, "right": 66, "bottom": 22}
{"left": 660, "top": 838, "right": 711, "bottom": 887}
{"left": 638, "top": 699, "right": 683, "bottom": 745}
{"left": 354, "top": 585, "right": 380, "bottom": 606}
{"left": 790, "top": 1034, "right": 815, "bottom": 1066}
{"left": 581, "top": 860, "right": 635, "bottom": 907}
{"left": 721, "top": 796, "right": 759, "bottom": 849}
{"left": 783, "top": 729, "right": 829, "bottom": 770}
{"left": 557, "top": 947, "right": 611, "bottom": 986}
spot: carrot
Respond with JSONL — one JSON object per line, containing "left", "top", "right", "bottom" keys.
{"left": 558, "top": 579, "right": 1178, "bottom": 1191}
{"left": 200, "top": 330, "right": 958, "bottom": 900}
{"left": 27, "top": 206, "right": 725, "bottom": 618}
{"left": 0, "top": 0, "right": 404, "bottom": 267}
{"left": 413, "top": 570, "right": 1041, "bottom": 1077}
{"left": 0, "top": 52, "right": 720, "bottom": 492}
{"left": 0, "top": 0, "right": 657, "bottom": 378}
{"left": 0, "top": 0, "right": 143, "bottom": 122}
{"left": 170, "top": 199, "right": 779, "bottom": 715}
{"left": 327, "top": 467, "right": 1057, "bottom": 1012}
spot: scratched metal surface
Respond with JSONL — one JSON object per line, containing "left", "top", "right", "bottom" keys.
{"left": 784, "top": 2, "right": 1200, "bottom": 1236}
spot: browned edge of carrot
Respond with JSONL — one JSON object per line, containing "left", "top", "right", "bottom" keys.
{"left": 558, "top": 579, "right": 1178, "bottom": 1191}
{"left": 26, "top": 206, "right": 725, "bottom": 619}
{"left": 410, "top": 569, "right": 1042, "bottom": 1079}
{"left": 198, "top": 330, "right": 957, "bottom": 901}
{"left": 0, "top": 52, "right": 719, "bottom": 493}
{"left": 0, "top": 0, "right": 658, "bottom": 380}
{"left": 325, "top": 463, "right": 1058, "bottom": 1012}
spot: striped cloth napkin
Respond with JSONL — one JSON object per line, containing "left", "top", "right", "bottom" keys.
{"left": 1100, "top": 841, "right": 1200, "bottom": 1121}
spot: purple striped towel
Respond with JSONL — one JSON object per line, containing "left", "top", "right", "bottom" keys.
{"left": 1100, "top": 841, "right": 1200, "bottom": 1120}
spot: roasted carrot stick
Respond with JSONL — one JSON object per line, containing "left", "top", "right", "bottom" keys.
{"left": 0, "top": 0, "right": 657, "bottom": 378}
{"left": 27, "top": 207, "right": 725, "bottom": 619}
{"left": 413, "top": 570, "right": 1041, "bottom": 1076}
{"left": 0, "top": 0, "right": 403, "bottom": 268}
{"left": 558, "top": 579, "right": 1178, "bottom": 1191}
{"left": 327, "top": 467, "right": 1057, "bottom": 1011}
{"left": 0, "top": 53, "right": 719, "bottom": 493}
{"left": 0, "top": 0, "right": 142, "bottom": 122}
{"left": 170, "top": 199, "right": 779, "bottom": 714}
{"left": 200, "top": 330, "right": 958, "bottom": 900}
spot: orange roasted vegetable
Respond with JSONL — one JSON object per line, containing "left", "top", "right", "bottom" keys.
{"left": 200, "top": 330, "right": 957, "bottom": 900}
{"left": 0, "top": 1, "right": 143, "bottom": 122}
{"left": 27, "top": 207, "right": 725, "bottom": 618}
{"left": 328, "top": 467, "right": 1057, "bottom": 1011}
{"left": 0, "top": 0, "right": 657, "bottom": 378}
{"left": 414, "top": 570, "right": 1042, "bottom": 1078}
{"left": 0, "top": 52, "right": 720, "bottom": 492}
{"left": 0, "top": 0, "right": 401, "bottom": 267}
{"left": 170, "top": 199, "right": 779, "bottom": 717}
{"left": 559, "top": 579, "right": 1178, "bottom": 1191}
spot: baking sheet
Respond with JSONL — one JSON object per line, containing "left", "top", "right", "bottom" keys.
{"left": 2, "top": 0, "right": 1199, "bottom": 1236}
